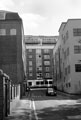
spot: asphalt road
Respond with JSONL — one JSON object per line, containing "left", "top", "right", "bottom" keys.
{"left": 29, "top": 88, "right": 81, "bottom": 120}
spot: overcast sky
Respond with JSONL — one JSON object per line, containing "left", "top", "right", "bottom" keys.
{"left": 0, "top": 0, "right": 81, "bottom": 35}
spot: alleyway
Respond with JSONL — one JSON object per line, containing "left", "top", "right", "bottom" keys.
{"left": 5, "top": 90, "right": 81, "bottom": 120}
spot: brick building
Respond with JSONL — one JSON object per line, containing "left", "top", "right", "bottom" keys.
{"left": 25, "top": 35, "right": 57, "bottom": 87}
{"left": 0, "top": 10, "right": 26, "bottom": 85}
{"left": 0, "top": 10, "right": 26, "bottom": 109}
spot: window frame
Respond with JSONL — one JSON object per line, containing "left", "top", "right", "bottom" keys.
{"left": 75, "top": 64, "right": 81, "bottom": 72}
{"left": 73, "top": 28, "right": 81, "bottom": 36}
{"left": 44, "top": 61, "right": 50, "bottom": 65}
{"left": 0, "top": 29, "right": 6, "bottom": 35}
{"left": 10, "top": 28, "right": 16, "bottom": 35}
{"left": 74, "top": 45, "right": 81, "bottom": 54}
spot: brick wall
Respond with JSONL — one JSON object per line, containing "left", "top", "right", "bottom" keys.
{"left": 0, "top": 21, "right": 25, "bottom": 84}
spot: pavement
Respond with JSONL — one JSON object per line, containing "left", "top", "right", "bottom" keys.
{"left": 5, "top": 95, "right": 31, "bottom": 120}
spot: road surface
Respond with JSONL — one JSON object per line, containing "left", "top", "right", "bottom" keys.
{"left": 30, "top": 88, "right": 81, "bottom": 120}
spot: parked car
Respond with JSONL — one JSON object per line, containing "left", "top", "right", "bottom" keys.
{"left": 46, "top": 87, "right": 57, "bottom": 96}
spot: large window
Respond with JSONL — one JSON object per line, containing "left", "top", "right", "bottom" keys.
{"left": 45, "top": 73, "right": 50, "bottom": 77}
{"left": 38, "top": 67, "right": 42, "bottom": 71}
{"left": 44, "top": 55, "right": 50, "bottom": 59}
{"left": 29, "top": 61, "right": 32, "bottom": 66}
{"left": 65, "top": 68, "right": 67, "bottom": 75}
{"left": 36, "top": 81, "right": 40, "bottom": 85}
{"left": 29, "top": 55, "right": 32, "bottom": 59}
{"left": 75, "top": 64, "right": 81, "bottom": 72}
{"left": 10, "top": 29, "right": 16, "bottom": 35}
{"left": 0, "top": 12, "right": 5, "bottom": 19}
{"left": 66, "top": 31, "right": 69, "bottom": 40}
{"left": 64, "top": 51, "right": 66, "bottom": 59}
{"left": 29, "top": 73, "right": 33, "bottom": 76}
{"left": 29, "top": 67, "right": 32, "bottom": 71}
{"left": 0, "top": 29, "right": 6, "bottom": 35}
{"left": 74, "top": 45, "right": 81, "bottom": 54}
{"left": 45, "top": 67, "right": 50, "bottom": 71}
{"left": 43, "top": 49, "right": 50, "bottom": 53}
{"left": 67, "top": 47, "right": 69, "bottom": 56}
{"left": 44, "top": 61, "right": 50, "bottom": 65}
{"left": 68, "top": 65, "right": 70, "bottom": 74}
{"left": 73, "top": 28, "right": 81, "bottom": 36}
{"left": 28, "top": 82, "right": 32, "bottom": 86}
{"left": 29, "top": 49, "right": 32, "bottom": 52}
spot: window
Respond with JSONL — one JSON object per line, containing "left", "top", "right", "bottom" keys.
{"left": 29, "top": 73, "right": 33, "bottom": 76}
{"left": 64, "top": 51, "right": 66, "bottom": 59}
{"left": 38, "top": 67, "right": 42, "bottom": 71}
{"left": 44, "top": 55, "right": 50, "bottom": 59}
{"left": 36, "top": 81, "right": 40, "bottom": 85}
{"left": 0, "top": 12, "right": 5, "bottom": 20}
{"left": 29, "top": 49, "right": 32, "bottom": 52}
{"left": 29, "top": 67, "right": 32, "bottom": 71}
{"left": 45, "top": 81, "right": 48, "bottom": 84}
{"left": 41, "top": 81, "right": 44, "bottom": 85}
{"left": 44, "top": 61, "right": 50, "bottom": 65}
{"left": 36, "top": 49, "right": 41, "bottom": 54}
{"left": 37, "top": 61, "right": 42, "bottom": 66}
{"left": 66, "top": 83, "right": 68, "bottom": 88}
{"left": 68, "top": 83, "right": 71, "bottom": 87}
{"left": 29, "top": 61, "right": 32, "bottom": 66}
{"left": 28, "top": 82, "right": 32, "bottom": 86}
{"left": 65, "top": 68, "right": 67, "bottom": 75}
{"left": 66, "top": 31, "right": 69, "bottom": 40}
{"left": 74, "top": 45, "right": 81, "bottom": 54}
{"left": 62, "top": 48, "right": 64, "bottom": 54}
{"left": 39, "top": 55, "right": 41, "bottom": 58}
{"left": 75, "top": 64, "right": 81, "bottom": 72}
{"left": 29, "top": 55, "right": 32, "bottom": 59}
{"left": 62, "top": 34, "right": 64, "bottom": 40}
{"left": 10, "top": 29, "right": 16, "bottom": 35}
{"left": 73, "top": 28, "right": 81, "bottom": 36}
{"left": 0, "top": 29, "right": 6, "bottom": 35}
{"left": 67, "top": 47, "right": 69, "bottom": 56}
{"left": 45, "top": 67, "right": 50, "bottom": 71}
{"left": 63, "top": 36, "right": 65, "bottom": 44}
{"left": 43, "top": 49, "right": 49, "bottom": 53}
{"left": 49, "top": 81, "right": 52, "bottom": 84}
{"left": 60, "top": 58, "right": 62, "bottom": 64}
{"left": 68, "top": 65, "right": 70, "bottom": 74}
{"left": 46, "top": 73, "right": 50, "bottom": 77}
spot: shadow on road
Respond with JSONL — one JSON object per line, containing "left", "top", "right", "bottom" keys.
{"left": 30, "top": 90, "right": 81, "bottom": 101}
{"left": 35, "top": 103, "right": 81, "bottom": 120}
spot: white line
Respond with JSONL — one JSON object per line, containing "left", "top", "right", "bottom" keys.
{"left": 32, "top": 100, "right": 38, "bottom": 120}
{"left": 29, "top": 100, "right": 32, "bottom": 120}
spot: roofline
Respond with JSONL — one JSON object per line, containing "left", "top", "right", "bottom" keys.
{"left": 60, "top": 19, "right": 81, "bottom": 32}
{"left": 58, "top": 22, "right": 66, "bottom": 32}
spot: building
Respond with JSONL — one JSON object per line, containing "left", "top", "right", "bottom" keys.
{"left": 0, "top": 10, "right": 26, "bottom": 99}
{"left": 25, "top": 35, "right": 57, "bottom": 88}
{"left": 54, "top": 19, "right": 81, "bottom": 94}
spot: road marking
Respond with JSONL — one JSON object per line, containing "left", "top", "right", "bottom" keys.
{"left": 32, "top": 100, "right": 38, "bottom": 120}
{"left": 29, "top": 100, "right": 32, "bottom": 120}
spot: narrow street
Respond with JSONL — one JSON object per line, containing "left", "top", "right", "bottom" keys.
{"left": 5, "top": 89, "right": 81, "bottom": 120}
{"left": 30, "top": 89, "right": 81, "bottom": 120}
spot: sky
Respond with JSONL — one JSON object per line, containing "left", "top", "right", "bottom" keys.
{"left": 0, "top": 0, "right": 81, "bottom": 36}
